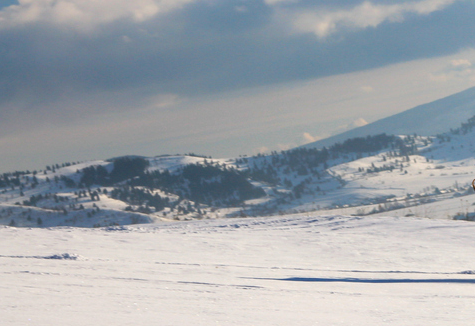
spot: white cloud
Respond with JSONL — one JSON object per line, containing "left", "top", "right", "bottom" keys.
{"left": 352, "top": 117, "right": 369, "bottom": 127}
{"left": 430, "top": 58, "right": 475, "bottom": 82}
{"left": 411, "top": 0, "right": 457, "bottom": 14}
{"left": 289, "top": 0, "right": 457, "bottom": 38}
{"left": 0, "top": 0, "right": 196, "bottom": 31}
{"left": 450, "top": 59, "right": 472, "bottom": 69}
{"left": 332, "top": 118, "right": 369, "bottom": 135}
{"left": 302, "top": 132, "right": 323, "bottom": 144}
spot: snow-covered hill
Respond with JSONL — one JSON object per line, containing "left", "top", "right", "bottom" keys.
{"left": 2, "top": 214, "right": 475, "bottom": 325}
{"left": 2, "top": 126, "right": 475, "bottom": 226}
{"left": 302, "top": 86, "right": 475, "bottom": 150}
{"left": 2, "top": 92, "right": 475, "bottom": 227}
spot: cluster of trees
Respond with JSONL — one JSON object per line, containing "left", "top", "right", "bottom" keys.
{"left": 181, "top": 164, "right": 265, "bottom": 205}
{"left": 80, "top": 165, "right": 109, "bottom": 187}
{"left": 331, "top": 134, "right": 397, "bottom": 153}
{"left": 80, "top": 157, "right": 149, "bottom": 187}
{"left": 395, "top": 135, "right": 419, "bottom": 156}
{"left": 361, "top": 164, "right": 396, "bottom": 174}
{"left": 0, "top": 172, "right": 22, "bottom": 188}
{"left": 435, "top": 114, "right": 475, "bottom": 142}
{"left": 78, "top": 157, "right": 266, "bottom": 208}
{"left": 129, "top": 162, "right": 266, "bottom": 206}
{"left": 22, "top": 193, "right": 71, "bottom": 207}
{"left": 449, "top": 114, "right": 475, "bottom": 135}
{"left": 249, "top": 164, "right": 280, "bottom": 185}
{"left": 111, "top": 187, "right": 168, "bottom": 212}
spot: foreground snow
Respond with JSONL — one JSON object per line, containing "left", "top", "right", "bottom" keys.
{"left": 2, "top": 214, "right": 475, "bottom": 325}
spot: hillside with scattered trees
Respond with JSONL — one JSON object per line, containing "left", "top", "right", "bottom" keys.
{"left": 1, "top": 114, "right": 475, "bottom": 227}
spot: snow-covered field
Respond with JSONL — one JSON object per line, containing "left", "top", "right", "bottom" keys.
{"left": 2, "top": 214, "right": 475, "bottom": 325}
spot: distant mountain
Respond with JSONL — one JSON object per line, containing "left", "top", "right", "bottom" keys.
{"left": 302, "top": 86, "right": 475, "bottom": 149}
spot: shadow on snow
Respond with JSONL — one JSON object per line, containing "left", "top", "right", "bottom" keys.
{"left": 253, "top": 277, "right": 475, "bottom": 284}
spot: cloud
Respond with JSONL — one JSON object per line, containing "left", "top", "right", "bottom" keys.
{"left": 430, "top": 57, "right": 475, "bottom": 82}
{"left": 351, "top": 117, "right": 369, "bottom": 127}
{"left": 0, "top": 0, "right": 473, "bottom": 107}
{"left": 450, "top": 59, "right": 472, "bottom": 70}
{"left": 288, "top": 0, "right": 457, "bottom": 38}
{"left": 0, "top": 0, "right": 195, "bottom": 32}
{"left": 331, "top": 118, "right": 369, "bottom": 136}
{"left": 302, "top": 132, "right": 323, "bottom": 144}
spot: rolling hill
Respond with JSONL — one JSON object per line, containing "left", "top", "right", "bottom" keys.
{"left": 2, "top": 89, "right": 475, "bottom": 227}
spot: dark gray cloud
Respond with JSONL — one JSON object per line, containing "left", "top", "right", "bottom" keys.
{"left": 155, "top": 0, "right": 475, "bottom": 93}
{"left": 0, "top": 0, "right": 474, "bottom": 118}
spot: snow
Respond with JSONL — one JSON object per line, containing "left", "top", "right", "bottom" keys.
{"left": 271, "top": 131, "right": 475, "bottom": 219}
{"left": 3, "top": 89, "right": 475, "bottom": 323}
{"left": 2, "top": 129, "right": 475, "bottom": 224}
{"left": 4, "top": 134, "right": 475, "bottom": 224}
{"left": 2, "top": 214, "right": 475, "bottom": 325}
{"left": 302, "top": 86, "right": 475, "bottom": 150}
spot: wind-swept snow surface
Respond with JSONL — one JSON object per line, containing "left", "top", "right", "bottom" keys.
{"left": 2, "top": 214, "right": 475, "bottom": 325}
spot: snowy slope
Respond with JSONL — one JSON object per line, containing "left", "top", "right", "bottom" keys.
{"left": 0, "top": 160, "right": 154, "bottom": 227}
{"left": 302, "top": 86, "right": 475, "bottom": 150}
{"left": 238, "top": 127, "right": 475, "bottom": 220}
{"left": 2, "top": 214, "right": 475, "bottom": 325}
{"left": 0, "top": 155, "right": 243, "bottom": 227}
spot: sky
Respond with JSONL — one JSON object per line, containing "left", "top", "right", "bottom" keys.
{"left": 2, "top": 0, "right": 475, "bottom": 172}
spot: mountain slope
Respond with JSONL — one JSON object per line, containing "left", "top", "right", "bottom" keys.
{"left": 302, "top": 86, "right": 475, "bottom": 149}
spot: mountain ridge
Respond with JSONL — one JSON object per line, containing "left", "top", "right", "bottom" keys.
{"left": 302, "top": 86, "right": 475, "bottom": 150}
